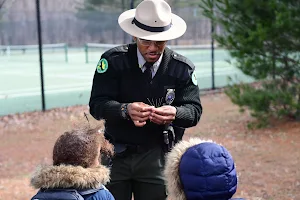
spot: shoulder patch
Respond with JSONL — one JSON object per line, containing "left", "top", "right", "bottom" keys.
{"left": 192, "top": 71, "right": 198, "bottom": 86}
{"left": 97, "top": 58, "right": 108, "bottom": 73}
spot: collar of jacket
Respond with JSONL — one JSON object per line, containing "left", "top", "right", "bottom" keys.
{"left": 30, "top": 164, "right": 110, "bottom": 190}
{"left": 127, "top": 43, "right": 173, "bottom": 76}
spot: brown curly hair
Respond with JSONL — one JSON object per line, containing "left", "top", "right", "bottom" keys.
{"left": 53, "top": 126, "right": 114, "bottom": 168}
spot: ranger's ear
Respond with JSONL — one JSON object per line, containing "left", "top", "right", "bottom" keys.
{"left": 133, "top": 37, "right": 137, "bottom": 42}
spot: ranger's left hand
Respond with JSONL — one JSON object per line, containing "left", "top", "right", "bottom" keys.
{"left": 149, "top": 105, "right": 176, "bottom": 125}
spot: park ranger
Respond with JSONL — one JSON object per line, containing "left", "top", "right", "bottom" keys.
{"left": 89, "top": 0, "right": 202, "bottom": 199}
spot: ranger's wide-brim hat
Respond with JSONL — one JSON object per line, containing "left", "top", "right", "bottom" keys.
{"left": 118, "top": 0, "right": 187, "bottom": 41}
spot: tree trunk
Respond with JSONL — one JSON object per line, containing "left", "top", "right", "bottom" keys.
{"left": 295, "top": 90, "right": 300, "bottom": 121}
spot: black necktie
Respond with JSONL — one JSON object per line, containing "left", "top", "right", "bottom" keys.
{"left": 144, "top": 62, "right": 153, "bottom": 82}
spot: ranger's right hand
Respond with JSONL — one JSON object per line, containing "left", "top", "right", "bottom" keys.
{"left": 127, "top": 102, "right": 153, "bottom": 127}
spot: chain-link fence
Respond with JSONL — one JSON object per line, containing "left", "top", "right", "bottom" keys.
{"left": 0, "top": 0, "right": 253, "bottom": 116}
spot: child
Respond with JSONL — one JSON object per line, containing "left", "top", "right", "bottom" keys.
{"left": 164, "top": 138, "right": 244, "bottom": 200}
{"left": 30, "top": 125, "right": 115, "bottom": 200}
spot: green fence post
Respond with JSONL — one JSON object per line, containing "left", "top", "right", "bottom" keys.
{"left": 64, "top": 44, "right": 68, "bottom": 63}
{"left": 85, "top": 44, "right": 88, "bottom": 64}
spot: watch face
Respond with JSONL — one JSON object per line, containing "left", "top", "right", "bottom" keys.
{"left": 121, "top": 110, "right": 126, "bottom": 118}
{"left": 121, "top": 104, "right": 128, "bottom": 119}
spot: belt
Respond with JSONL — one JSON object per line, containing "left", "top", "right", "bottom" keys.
{"left": 114, "top": 143, "right": 159, "bottom": 155}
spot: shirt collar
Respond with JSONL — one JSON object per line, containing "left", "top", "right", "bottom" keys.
{"left": 137, "top": 47, "right": 163, "bottom": 73}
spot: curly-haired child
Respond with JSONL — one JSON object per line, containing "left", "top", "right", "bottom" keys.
{"left": 30, "top": 125, "right": 115, "bottom": 200}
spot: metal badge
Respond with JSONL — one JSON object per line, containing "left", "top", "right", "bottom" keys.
{"left": 165, "top": 89, "right": 175, "bottom": 105}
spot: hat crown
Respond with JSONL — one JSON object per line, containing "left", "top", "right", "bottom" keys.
{"left": 135, "top": 0, "right": 172, "bottom": 28}
{"left": 118, "top": 0, "right": 186, "bottom": 41}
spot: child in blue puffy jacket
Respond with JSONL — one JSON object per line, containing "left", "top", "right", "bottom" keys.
{"left": 30, "top": 125, "right": 115, "bottom": 200}
{"left": 164, "top": 137, "right": 244, "bottom": 200}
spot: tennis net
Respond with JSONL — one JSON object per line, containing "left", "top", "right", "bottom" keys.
{"left": 0, "top": 43, "right": 69, "bottom": 63}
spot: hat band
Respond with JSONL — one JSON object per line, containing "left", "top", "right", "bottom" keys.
{"left": 132, "top": 18, "right": 172, "bottom": 33}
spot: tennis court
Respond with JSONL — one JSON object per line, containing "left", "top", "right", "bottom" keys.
{"left": 0, "top": 44, "right": 253, "bottom": 116}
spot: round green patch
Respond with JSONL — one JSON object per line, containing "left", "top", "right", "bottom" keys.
{"left": 97, "top": 58, "right": 108, "bottom": 73}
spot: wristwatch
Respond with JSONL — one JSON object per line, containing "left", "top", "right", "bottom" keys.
{"left": 121, "top": 103, "right": 130, "bottom": 120}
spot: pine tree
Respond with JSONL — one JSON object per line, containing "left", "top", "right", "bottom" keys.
{"left": 200, "top": 0, "right": 300, "bottom": 128}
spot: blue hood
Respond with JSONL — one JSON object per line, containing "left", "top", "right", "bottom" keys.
{"left": 164, "top": 138, "right": 237, "bottom": 200}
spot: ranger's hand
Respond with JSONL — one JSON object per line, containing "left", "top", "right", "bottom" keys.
{"left": 127, "top": 102, "right": 153, "bottom": 127}
{"left": 149, "top": 105, "right": 176, "bottom": 125}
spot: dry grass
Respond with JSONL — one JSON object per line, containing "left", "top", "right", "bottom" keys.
{"left": 0, "top": 92, "right": 299, "bottom": 200}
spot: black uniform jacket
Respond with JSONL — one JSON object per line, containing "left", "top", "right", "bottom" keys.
{"left": 89, "top": 43, "right": 202, "bottom": 145}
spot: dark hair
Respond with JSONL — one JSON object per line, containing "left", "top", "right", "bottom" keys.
{"left": 53, "top": 126, "right": 114, "bottom": 168}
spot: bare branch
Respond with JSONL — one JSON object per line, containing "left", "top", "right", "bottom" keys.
{"left": 0, "top": 0, "right": 7, "bottom": 10}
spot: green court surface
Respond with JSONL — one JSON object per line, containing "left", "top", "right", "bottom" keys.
{"left": 0, "top": 47, "right": 253, "bottom": 116}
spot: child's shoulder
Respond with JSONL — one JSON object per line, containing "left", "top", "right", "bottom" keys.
{"left": 86, "top": 186, "right": 115, "bottom": 200}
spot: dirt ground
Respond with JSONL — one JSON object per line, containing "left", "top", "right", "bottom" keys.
{"left": 0, "top": 92, "right": 299, "bottom": 200}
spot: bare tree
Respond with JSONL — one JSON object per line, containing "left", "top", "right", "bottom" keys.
{"left": 0, "top": 0, "right": 6, "bottom": 9}
{"left": 0, "top": 0, "right": 16, "bottom": 19}
{"left": 0, "top": 0, "right": 16, "bottom": 44}
{"left": 0, "top": 0, "right": 7, "bottom": 44}
{"left": 0, "top": 0, "right": 7, "bottom": 19}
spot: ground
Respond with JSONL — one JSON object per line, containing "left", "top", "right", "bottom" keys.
{"left": 0, "top": 92, "right": 299, "bottom": 200}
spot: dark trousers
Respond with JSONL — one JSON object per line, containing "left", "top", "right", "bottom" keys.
{"left": 105, "top": 146, "right": 167, "bottom": 200}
